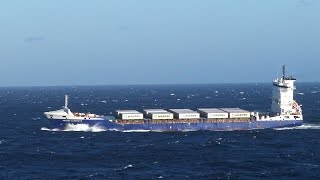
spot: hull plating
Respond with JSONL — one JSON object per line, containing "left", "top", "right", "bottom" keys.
{"left": 48, "top": 119, "right": 303, "bottom": 131}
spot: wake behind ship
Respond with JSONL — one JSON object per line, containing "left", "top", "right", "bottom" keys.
{"left": 44, "top": 66, "right": 303, "bottom": 131}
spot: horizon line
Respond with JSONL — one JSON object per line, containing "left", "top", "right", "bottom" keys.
{"left": 0, "top": 81, "right": 318, "bottom": 88}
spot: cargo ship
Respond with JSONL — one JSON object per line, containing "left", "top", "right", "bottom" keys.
{"left": 44, "top": 66, "right": 303, "bottom": 131}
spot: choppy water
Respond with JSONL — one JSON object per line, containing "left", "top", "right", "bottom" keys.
{"left": 1, "top": 83, "right": 320, "bottom": 179}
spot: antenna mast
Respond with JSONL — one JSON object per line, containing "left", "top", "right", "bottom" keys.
{"left": 64, "top": 95, "right": 68, "bottom": 108}
{"left": 282, "top": 65, "right": 286, "bottom": 79}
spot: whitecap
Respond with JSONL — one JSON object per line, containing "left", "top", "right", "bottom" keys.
{"left": 41, "top": 124, "right": 106, "bottom": 132}
{"left": 274, "top": 124, "right": 320, "bottom": 130}
{"left": 123, "top": 164, "right": 133, "bottom": 169}
{"left": 41, "top": 127, "right": 60, "bottom": 131}
{"left": 113, "top": 164, "right": 133, "bottom": 171}
{"left": 123, "top": 130, "right": 150, "bottom": 133}
{"left": 137, "top": 143, "right": 153, "bottom": 147}
{"left": 181, "top": 129, "right": 197, "bottom": 132}
{"left": 63, "top": 124, "right": 106, "bottom": 132}
{"left": 302, "top": 163, "right": 319, "bottom": 167}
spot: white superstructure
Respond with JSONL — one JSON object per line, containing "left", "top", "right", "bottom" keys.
{"left": 44, "top": 95, "right": 105, "bottom": 121}
{"left": 271, "top": 65, "right": 302, "bottom": 116}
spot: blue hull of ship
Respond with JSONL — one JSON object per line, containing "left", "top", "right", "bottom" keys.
{"left": 48, "top": 119, "right": 303, "bottom": 131}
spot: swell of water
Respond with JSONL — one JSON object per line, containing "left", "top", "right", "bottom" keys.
{"left": 275, "top": 123, "right": 320, "bottom": 130}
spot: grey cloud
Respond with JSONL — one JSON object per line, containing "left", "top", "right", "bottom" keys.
{"left": 24, "top": 37, "right": 45, "bottom": 43}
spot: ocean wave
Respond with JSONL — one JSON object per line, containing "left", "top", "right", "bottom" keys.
{"left": 123, "top": 130, "right": 151, "bottom": 133}
{"left": 0, "top": 140, "right": 5, "bottom": 145}
{"left": 41, "top": 124, "right": 107, "bottom": 132}
{"left": 41, "top": 127, "right": 61, "bottom": 131}
{"left": 114, "top": 164, "right": 133, "bottom": 171}
{"left": 180, "top": 129, "right": 198, "bottom": 132}
{"left": 274, "top": 124, "right": 320, "bottom": 130}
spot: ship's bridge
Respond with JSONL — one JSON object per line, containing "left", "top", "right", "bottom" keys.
{"left": 271, "top": 65, "right": 300, "bottom": 116}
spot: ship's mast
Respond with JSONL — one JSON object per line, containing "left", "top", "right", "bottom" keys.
{"left": 282, "top": 65, "right": 286, "bottom": 80}
{"left": 64, "top": 95, "right": 68, "bottom": 108}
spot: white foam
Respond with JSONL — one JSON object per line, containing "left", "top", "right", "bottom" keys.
{"left": 123, "top": 129, "right": 151, "bottom": 133}
{"left": 63, "top": 124, "right": 106, "bottom": 132}
{"left": 123, "top": 164, "right": 133, "bottom": 169}
{"left": 114, "top": 164, "right": 133, "bottom": 171}
{"left": 274, "top": 124, "right": 320, "bottom": 130}
{"left": 152, "top": 130, "right": 165, "bottom": 132}
{"left": 41, "top": 127, "right": 60, "bottom": 131}
{"left": 0, "top": 140, "right": 5, "bottom": 145}
{"left": 41, "top": 124, "right": 107, "bottom": 132}
{"left": 180, "top": 129, "right": 197, "bottom": 132}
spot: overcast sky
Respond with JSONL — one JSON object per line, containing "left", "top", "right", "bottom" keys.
{"left": 0, "top": 0, "right": 319, "bottom": 86}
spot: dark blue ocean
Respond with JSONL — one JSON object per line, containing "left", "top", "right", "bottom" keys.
{"left": 1, "top": 83, "right": 320, "bottom": 179}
